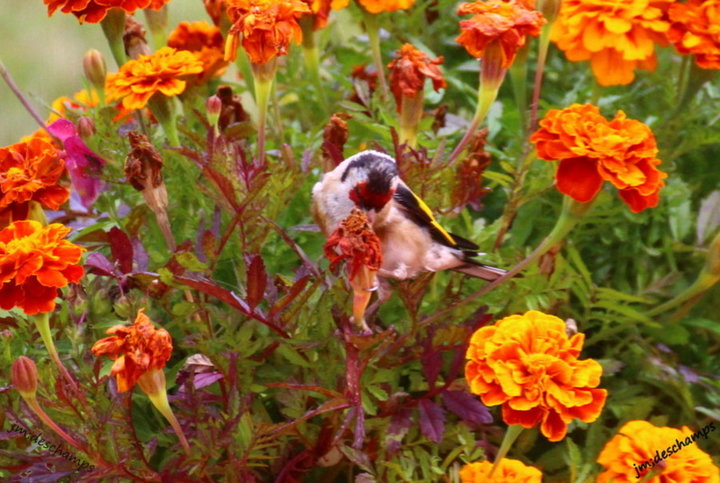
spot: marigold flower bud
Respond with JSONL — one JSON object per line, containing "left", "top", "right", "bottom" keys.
{"left": 12, "top": 356, "right": 38, "bottom": 400}
{"left": 77, "top": 117, "right": 96, "bottom": 140}
{"left": 82, "top": 49, "right": 106, "bottom": 93}
{"left": 206, "top": 95, "right": 222, "bottom": 127}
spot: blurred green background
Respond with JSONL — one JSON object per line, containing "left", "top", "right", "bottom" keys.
{"left": 0, "top": 2, "right": 204, "bottom": 146}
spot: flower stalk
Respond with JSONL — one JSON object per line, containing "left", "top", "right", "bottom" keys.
{"left": 251, "top": 59, "right": 277, "bottom": 163}
{"left": 488, "top": 425, "right": 524, "bottom": 478}
{"left": 361, "top": 10, "right": 389, "bottom": 101}
{"left": 147, "top": 94, "right": 180, "bottom": 147}
{"left": 144, "top": 6, "right": 169, "bottom": 50}
{"left": 100, "top": 8, "right": 127, "bottom": 67}
{"left": 528, "top": 0, "right": 559, "bottom": 133}
{"left": 137, "top": 368, "right": 191, "bottom": 456}
{"left": 32, "top": 313, "right": 78, "bottom": 392}
{"left": 300, "top": 17, "right": 328, "bottom": 109}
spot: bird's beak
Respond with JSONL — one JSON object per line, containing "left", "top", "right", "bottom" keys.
{"left": 366, "top": 210, "right": 377, "bottom": 225}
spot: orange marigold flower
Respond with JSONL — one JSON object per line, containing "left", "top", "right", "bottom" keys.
{"left": 105, "top": 47, "right": 204, "bottom": 110}
{"left": 387, "top": 43, "right": 446, "bottom": 111}
{"left": 302, "top": 0, "right": 349, "bottom": 30}
{"left": 668, "top": 0, "right": 720, "bottom": 70}
{"left": 225, "top": 0, "right": 311, "bottom": 64}
{"left": 597, "top": 420, "right": 720, "bottom": 482}
{"left": 91, "top": 309, "right": 173, "bottom": 393}
{"left": 0, "top": 221, "right": 84, "bottom": 315}
{"left": 530, "top": 103, "right": 667, "bottom": 213}
{"left": 168, "top": 21, "right": 228, "bottom": 82}
{"left": 551, "top": 0, "right": 672, "bottom": 86}
{"left": 0, "top": 136, "right": 69, "bottom": 218}
{"left": 44, "top": 0, "right": 171, "bottom": 23}
{"left": 460, "top": 459, "right": 542, "bottom": 483}
{"left": 465, "top": 310, "right": 607, "bottom": 442}
{"left": 357, "top": 0, "right": 414, "bottom": 14}
{"left": 456, "top": 0, "right": 545, "bottom": 68}
{"left": 48, "top": 89, "right": 101, "bottom": 123}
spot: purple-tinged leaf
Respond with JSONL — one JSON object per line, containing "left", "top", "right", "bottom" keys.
{"left": 84, "top": 252, "right": 121, "bottom": 278}
{"left": 417, "top": 399, "right": 445, "bottom": 443}
{"left": 108, "top": 226, "right": 133, "bottom": 274}
{"left": 191, "top": 371, "right": 224, "bottom": 389}
{"left": 245, "top": 254, "right": 267, "bottom": 310}
{"left": 442, "top": 390, "right": 493, "bottom": 425}
{"left": 421, "top": 339, "right": 442, "bottom": 389}
{"left": 269, "top": 275, "right": 310, "bottom": 319}
{"left": 132, "top": 237, "right": 149, "bottom": 272}
{"left": 265, "top": 382, "right": 343, "bottom": 399}
{"left": 386, "top": 407, "right": 413, "bottom": 454}
{"left": 338, "top": 443, "right": 373, "bottom": 473}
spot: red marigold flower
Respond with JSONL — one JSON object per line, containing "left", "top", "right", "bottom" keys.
{"left": 387, "top": 43, "right": 446, "bottom": 111}
{"left": 530, "top": 103, "right": 667, "bottom": 213}
{"left": 91, "top": 309, "right": 173, "bottom": 393}
{"left": 597, "top": 420, "right": 720, "bottom": 482}
{"left": 460, "top": 458, "right": 542, "bottom": 482}
{"left": 456, "top": 0, "right": 545, "bottom": 68}
{"left": 0, "top": 220, "right": 85, "bottom": 315}
{"left": 105, "top": 47, "right": 204, "bottom": 110}
{"left": 668, "top": 0, "right": 720, "bottom": 70}
{"left": 465, "top": 310, "right": 607, "bottom": 442}
{"left": 0, "top": 136, "right": 69, "bottom": 223}
{"left": 168, "top": 21, "right": 228, "bottom": 82}
{"left": 357, "top": 0, "right": 414, "bottom": 14}
{"left": 44, "top": 0, "right": 171, "bottom": 23}
{"left": 302, "top": 0, "right": 349, "bottom": 30}
{"left": 225, "top": 0, "right": 311, "bottom": 64}
{"left": 551, "top": 0, "right": 672, "bottom": 86}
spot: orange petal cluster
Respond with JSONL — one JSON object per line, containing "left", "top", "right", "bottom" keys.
{"left": 0, "top": 136, "right": 69, "bottom": 223}
{"left": 302, "top": 0, "right": 349, "bottom": 30}
{"left": 597, "top": 420, "right": 720, "bottom": 482}
{"left": 387, "top": 43, "right": 446, "bottom": 110}
{"left": 44, "top": 0, "right": 172, "bottom": 23}
{"left": 168, "top": 21, "right": 228, "bottom": 82}
{"left": 530, "top": 104, "right": 667, "bottom": 213}
{"left": 465, "top": 310, "right": 607, "bottom": 442}
{"left": 105, "top": 47, "right": 204, "bottom": 110}
{"left": 551, "top": 0, "right": 672, "bottom": 86}
{"left": 324, "top": 208, "right": 382, "bottom": 280}
{"left": 225, "top": 0, "right": 311, "bottom": 64}
{"left": 0, "top": 221, "right": 84, "bottom": 315}
{"left": 460, "top": 459, "right": 542, "bottom": 482}
{"left": 456, "top": 0, "right": 545, "bottom": 68}
{"left": 48, "top": 89, "right": 101, "bottom": 123}
{"left": 668, "top": 0, "right": 720, "bottom": 69}
{"left": 356, "top": 0, "right": 414, "bottom": 14}
{"left": 91, "top": 309, "right": 173, "bottom": 393}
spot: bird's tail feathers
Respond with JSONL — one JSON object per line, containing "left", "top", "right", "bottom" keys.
{"left": 453, "top": 263, "right": 507, "bottom": 281}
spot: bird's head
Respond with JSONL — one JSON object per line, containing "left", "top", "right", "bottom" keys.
{"left": 340, "top": 150, "right": 399, "bottom": 212}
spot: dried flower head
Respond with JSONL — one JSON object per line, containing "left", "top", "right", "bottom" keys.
{"left": 531, "top": 103, "right": 667, "bottom": 213}
{"left": 356, "top": 0, "right": 415, "bottom": 14}
{"left": 43, "top": 0, "right": 171, "bottom": 23}
{"left": 668, "top": 0, "right": 720, "bottom": 70}
{"left": 125, "top": 132, "right": 165, "bottom": 192}
{"left": 225, "top": 0, "right": 312, "bottom": 64}
{"left": 0, "top": 220, "right": 85, "bottom": 315}
{"left": 322, "top": 112, "right": 352, "bottom": 166}
{"left": 105, "top": 47, "right": 204, "bottom": 110}
{"left": 456, "top": 0, "right": 545, "bottom": 68}
{"left": 91, "top": 309, "right": 173, "bottom": 392}
{"left": 0, "top": 136, "right": 69, "bottom": 222}
{"left": 551, "top": 0, "right": 672, "bottom": 85}
{"left": 597, "top": 420, "right": 720, "bottom": 482}
{"left": 460, "top": 459, "right": 542, "bottom": 482}
{"left": 324, "top": 208, "right": 382, "bottom": 279}
{"left": 465, "top": 310, "right": 607, "bottom": 442}
{"left": 387, "top": 43, "right": 446, "bottom": 110}
{"left": 168, "top": 21, "right": 228, "bottom": 82}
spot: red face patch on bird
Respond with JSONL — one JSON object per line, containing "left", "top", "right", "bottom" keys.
{"left": 349, "top": 182, "right": 395, "bottom": 211}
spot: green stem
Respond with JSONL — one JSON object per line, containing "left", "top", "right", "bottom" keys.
{"left": 300, "top": 17, "right": 329, "bottom": 110}
{"left": 647, "top": 273, "right": 718, "bottom": 317}
{"left": 590, "top": 81, "right": 602, "bottom": 105}
{"left": 675, "top": 55, "right": 691, "bottom": 107}
{"left": 488, "top": 425, "right": 524, "bottom": 477}
{"left": 147, "top": 95, "right": 179, "bottom": 146}
{"left": 528, "top": 19, "right": 552, "bottom": 134}
{"left": 399, "top": 94, "right": 424, "bottom": 148}
{"left": 252, "top": 60, "right": 277, "bottom": 163}
{"left": 139, "top": 370, "right": 191, "bottom": 456}
{"left": 144, "top": 7, "right": 168, "bottom": 51}
{"left": 32, "top": 313, "right": 77, "bottom": 392}
{"left": 362, "top": 10, "right": 389, "bottom": 101}
{"left": 100, "top": 8, "right": 127, "bottom": 67}
{"left": 509, "top": 44, "right": 529, "bottom": 132}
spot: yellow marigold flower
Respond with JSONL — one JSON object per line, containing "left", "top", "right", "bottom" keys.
{"left": 91, "top": 309, "right": 173, "bottom": 393}
{"left": 225, "top": 0, "right": 311, "bottom": 64}
{"left": 465, "top": 310, "right": 607, "bottom": 442}
{"left": 460, "top": 459, "right": 542, "bottom": 482}
{"left": 597, "top": 420, "right": 720, "bottom": 482}
{"left": 551, "top": 0, "right": 672, "bottom": 86}
{"left": 668, "top": 0, "right": 720, "bottom": 70}
{"left": 456, "top": 0, "right": 545, "bottom": 68}
{"left": 48, "top": 89, "right": 100, "bottom": 123}
{"left": 357, "top": 0, "right": 414, "bottom": 14}
{"left": 168, "top": 21, "right": 228, "bottom": 82}
{"left": 0, "top": 221, "right": 84, "bottom": 315}
{"left": 105, "top": 47, "right": 204, "bottom": 110}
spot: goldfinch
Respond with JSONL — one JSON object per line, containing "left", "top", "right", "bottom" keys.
{"left": 312, "top": 150, "right": 506, "bottom": 282}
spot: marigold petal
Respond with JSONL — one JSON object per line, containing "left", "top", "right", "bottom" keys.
{"left": 556, "top": 158, "right": 604, "bottom": 202}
